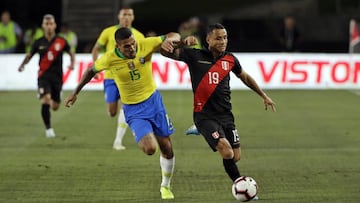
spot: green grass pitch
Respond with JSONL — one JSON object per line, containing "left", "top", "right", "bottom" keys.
{"left": 0, "top": 90, "right": 359, "bottom": 203}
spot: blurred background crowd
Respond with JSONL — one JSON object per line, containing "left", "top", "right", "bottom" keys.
{"left": 1, "top": 0, "right": 359, "bottom": 54}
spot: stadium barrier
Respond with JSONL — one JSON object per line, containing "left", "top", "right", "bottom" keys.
{"left": 1, "top": 53, "right": 360, "bottom": 90}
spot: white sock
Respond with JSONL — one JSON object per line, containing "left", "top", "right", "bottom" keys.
{"left": 160, "top": 156, "right": 175, "bottom": 188}
{"left": 114, "top": 109, "right": 127, "bottom": 145}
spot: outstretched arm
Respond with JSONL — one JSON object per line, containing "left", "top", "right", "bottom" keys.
{"left": 91, "top": 43, "right": 103, "bottom": 79}
{"left": 68, "top": 51, "right": 75, "bottom": 70}
{"left": 18, "top": 53, "right": 33, "bottom": 72}
{"left": 159, "top": 32, "right": 181, "bottom": 56}
{"left": 64, "top": 67, "right": 97, "bottom": 107}
{"left": 160, "top": 34, "right": 199, "bottom": 60}
{"left": 238, "top": 70, "right": 276, "bottom": 112}
{"left": 91, "top": 43, "right": 102, "bottom": 62}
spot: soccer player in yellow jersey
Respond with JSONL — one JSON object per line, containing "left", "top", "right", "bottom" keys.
{"left": 91, "top": 7, "right": 145, "bottom": 150}
{"left": 65, "top": 27, "right": 197, "bottom": 200}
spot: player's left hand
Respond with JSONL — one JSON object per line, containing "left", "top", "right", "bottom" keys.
{"left": 18, "top": 65, "right": 25, "bottom": 72}
{"left": 68, "top": 63, "right": 74, "bottom": 70}
{"left": 263, "top": 95, "right": 276, "bottom": 112}
{"left": 65, "top": 94, "right": 77, "bottom": 107}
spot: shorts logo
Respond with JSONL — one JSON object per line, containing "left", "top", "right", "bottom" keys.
{"left": 212, "top": 131, "right": 220, "bottom": 139}
{"left": 166, "top": 114, "right": 174, "bottom": 130}
{"left": 221, "top": 61, "right": 229, "bottom": 70}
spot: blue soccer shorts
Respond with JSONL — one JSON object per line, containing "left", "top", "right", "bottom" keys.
{"left": 103, "top": 79, "right": 120, "bottom": 103}
{"left": 123, "top": 90, "right": 174, "bottom": 143}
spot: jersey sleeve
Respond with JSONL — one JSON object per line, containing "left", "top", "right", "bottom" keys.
{"left": 93, "top": 52, "right": 111, "bottom": 73}
{"left": 63, "top": 38, "right": 72, "bottom": 53}
{"left": 179, "top": 47, "right": 195, "bottom": 64}
{"left": 30, "top": 39, "right": 39, "bottom": 56}
{"left": 231, "top": 54, "right": 243, "bottom": 76}
{"left": 141, "top": 36, "right": 163, "bottom": 52}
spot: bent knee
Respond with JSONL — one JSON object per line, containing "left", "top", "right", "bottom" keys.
{"left": 107, "top": 103, "right": 118, "bottom": 117}
{"left": 222, "top": 150, "right": 234, "bottom": 159}
{"left": 233, "top": 147, "right": 241, "bottom": 162}
{"left": 217, "top": 138, "right": 234, "bottom": 159}
{"left": 139, "top": 134, "right": 157, "bottom": 155}
{"left": 143, "top": 147, "right": 156, "bottom": 155}
{"left": 51, "top": 103, "right": 60, "bottom": 111}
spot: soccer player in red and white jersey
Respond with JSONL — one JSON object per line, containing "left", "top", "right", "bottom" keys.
{"left": 18, "top": 14, "right": 75, "bottom": 138}
{"left": 160, "top": 23, "right": 276, "bottom": 200}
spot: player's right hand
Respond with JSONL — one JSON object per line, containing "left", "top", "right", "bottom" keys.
{"left": 161, "top": 39, "right": 178, "bottom": 53}
{"left": 65, "top": 94, "right": 77, "bottom": 107}
{"left": 183, "top": 36, "right": 199, "bottom": 46}
{"left": 18, "top": 65, "right": 25, "bottom": 72}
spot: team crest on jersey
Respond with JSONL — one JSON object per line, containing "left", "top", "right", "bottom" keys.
{"left": 221, "top": 61, "right": 229, "bottom": 70}
{"left": 139, "top": 57, "right": 145, "bottom": 64}
{"left": 54, "top": 43, "right": 61, "bottom": 51}
{"left": 127, "top": 61, "right": 135, "bottom": 70}
{"left": 212, "top": 131, "right": 220, "bottom": 139}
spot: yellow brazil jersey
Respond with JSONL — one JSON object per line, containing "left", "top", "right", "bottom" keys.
{"left": 96, "top": 25, "right": 145, "bottom": 79}
{"left": 93, "top": 36, "right": 164, "bottom": 104}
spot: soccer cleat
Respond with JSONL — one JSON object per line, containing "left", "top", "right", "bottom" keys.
{"left": 113, "top": 141, "right": 126, "bottom": 150}
{"left": 185, "top": 124, "right": 200, "bottom": 135}
{"left": 45, "top": 128, "right": 56, "bottom": 138}
{"left": 113, "top": 144, "right": 126, "bottom": 150}
{"left": 160, "top": 186, "right": 174, "bottom": 199}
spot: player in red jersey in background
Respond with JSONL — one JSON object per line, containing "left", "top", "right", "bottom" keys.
{"left": 18, "top": 14, "right": 75, "bottom": 138}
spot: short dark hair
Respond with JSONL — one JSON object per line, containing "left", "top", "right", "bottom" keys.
{"left": 43, "top": 14, "right": 55, "bottom": 21}
{"left": 115, "top": 27, "right": 133, "bottom": 42}
{"left": 206, "top": 23, "right": 225, "bottom": 35}
{"left": 120, "top": 6, "right": 133, "bottom": 10}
